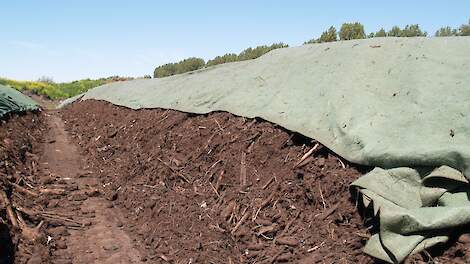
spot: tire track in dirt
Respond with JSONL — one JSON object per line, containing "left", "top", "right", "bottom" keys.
{"left": 42, "top": 112, "right": 143, "bottom": 264}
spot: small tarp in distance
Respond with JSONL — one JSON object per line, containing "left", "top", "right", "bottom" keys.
{"left": 0, "top": 84, "right": 39, "bottom": 118}
{"left": 61, "top": 37, "right": 470, "bottom": 263}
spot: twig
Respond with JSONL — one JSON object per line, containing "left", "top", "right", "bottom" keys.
{"left": 209, "top": 182, "right": 220, "bottom": 198}
{"left": 0, "top": 190, "right": 18, "bottom": 228}
{"left": 240, "top": 152, "right": 247, "bottom": 187}
{"left": 204, "top": 160, "right": 222, "bottom": 176}
{"left": 294, "top": 143, "right": 319, "bottom": 168}
{"left": 319, "top": 205, "right": 338, "bottom": 220}
{"left": 215, "top": 170, "right": 224, "bottom": 191}
{"left": 231, "top": 208, "right": 250, "bottom": 235}
{"left": 318, "top": 183, "right": 326, "bottom": 209}
{"left": 40, "top": 188, "right": 66, "bottom": 195}
{"left": 10, "top": 182, "right": 39, "bottom": 197}
{"left": 157, "top": 157, "right": 190, "bottom": 183}
{"left": 280, "top": 211, "right": 300, "bottom": 235}
{"left": 262, "top": 176, "right": 275, "bottom": 190}
{"left": 253, "top": 191, "right": 276, "bottom": 221}
{"left": 214, "top": 119, "right": 224, "bottom": 132}
{"left": 159, "top": 254, "right": 171, "bottom": 262}
{"left": 307, "top": 241, "right": 325, "bottom": 252}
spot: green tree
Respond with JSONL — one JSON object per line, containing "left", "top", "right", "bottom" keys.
{"left": 238, "top": 43, "right": 288, "bottom": 61}
{"left": 305, "top": 26, "right": 337, "bottom": 43}
{"left": 435, "top": 26, "right": 457, "bottom": 37}
{"left": 153, "top": 57, "right": 205, "bottom": 78}
{"left": 367, "top": 32, "right": 375, "bottom": 38}
{"left": 154, "top": 62, "right": 178, "bottom": 78}
{"left": 339, "top": 22, "right": 366, "bottom": 40}
{"left": 459, "top": 20, "right": 470, "bottom": 36}
{"left": 400, "top": 24, "right": 427, "bottom": 37}
{"left": 387, "top": 26, "right": 402, "bottom": 37}
{"left": 317, "top": 26, "right": 338, "bottom": 43}
{"left": 176, "top": 57, "right": 206, "bottom": 74}
{"left": 206, "top": 53, "right": 238, "bottom": 67}
{"left": 375, "top": 28, "right": 387, "bottom": 37}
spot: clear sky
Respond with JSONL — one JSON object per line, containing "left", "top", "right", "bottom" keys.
{"left": 1, "top": 0, "right": 469, "bottom": 82}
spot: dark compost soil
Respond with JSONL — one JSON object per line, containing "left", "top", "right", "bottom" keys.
{"left": 61, "top": 100, "right": 375, "bottom": 264}
{"left": 0, "top": 112, "right": 50, "bottom": 263}
{"left": 3, "top": 99, "right": 470, "bottom": 263}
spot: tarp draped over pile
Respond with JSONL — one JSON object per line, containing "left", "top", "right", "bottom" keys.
{"left": 61, "top": 37, "right": 470, "bottom": 263}
{"left": 0, "top": 84, "right": 39, "bottom": 117}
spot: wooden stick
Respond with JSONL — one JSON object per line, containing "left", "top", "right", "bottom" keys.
{"left": 318, "top": 183, "right": 327, "bottom": 209}
{"left": 231, "top": 209, "right": 250, "bottom": 235}
{"left": 262, "top": 176, "right": 275, "bottom": 190}
{"left": 214, "top": 119, "right": 224, "bottom": 132}
{"left": 40, "top": 188, "right": 66, "bottom": 195}
{"left": 240, "top": 152, "right": 247, "bottom": 187}
{"left": 0, "top": 190, "right": 18, "bottom": 228}
{"left": 10, "top": 182, "right": 39, "bottom": 197}
{"left": 215, "top": 170, "right": 224, "bottom": 191}
{"left": 294, "top": 143, "right": 319, "bottom": 168}
{"left": 204, "top": 160, "right": 222, "bottom": 176}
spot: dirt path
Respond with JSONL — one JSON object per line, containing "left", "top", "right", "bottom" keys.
{"left": 41, "top": 111, "right": 143, "bottom": 264}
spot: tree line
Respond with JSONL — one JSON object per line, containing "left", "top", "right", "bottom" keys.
{"left": 154, "top": 20, "right": 470, "bottom": 78}
{"left": 154, "top": 43, "right": 288, "bottom": 78}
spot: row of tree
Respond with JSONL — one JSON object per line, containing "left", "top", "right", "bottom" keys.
{"left": 154, "top": 43, "right": 288, "bottom": 78}
{"left": 435, "top": 22, "right": 470, "bottom": 36}
{"left": 305, "top": 23, "right": 429, "bottom": 43}
{"left": 154, "top": 20, "right": 470, "bottom": 78}
{"left": 305, "top": 21, "right": 470, "bottom": 44}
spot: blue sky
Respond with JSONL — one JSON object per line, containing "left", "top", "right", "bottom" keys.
{"left": 1, "top": 1, "right": 469, "bottom": 82}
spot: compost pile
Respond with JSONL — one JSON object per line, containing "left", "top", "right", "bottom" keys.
{"left": 57, "top": 100, "right": 470, "bottom": 263}
{"left": 0, "top": 113, "right": 49, "bottom": 263}
{"left": 61, "top": 100, "right": 371, "bottom": 263}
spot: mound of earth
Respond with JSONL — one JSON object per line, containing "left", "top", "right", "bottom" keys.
{"left": 61, "top": 100, "right": 373, "bottom": 263}
{"left": 0, "top": 112, "right": 50, "bottom": 263}
{"left": 3, "top": 99, "right": 470, "bottom": 263}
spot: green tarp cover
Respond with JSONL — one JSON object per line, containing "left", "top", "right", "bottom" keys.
{"left": 0, "top": 84, "right": 39, "bottom": 117}
{"left": 61, "top": 37, "right": 470, "bottom": 263}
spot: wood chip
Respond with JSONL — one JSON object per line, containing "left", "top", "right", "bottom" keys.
{"left": 275, "top": 236, "right": 299, "bottom": 247}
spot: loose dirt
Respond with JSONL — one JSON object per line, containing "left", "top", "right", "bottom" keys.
{"left": 42, "top": 112, "right": 144, "bottom": 264}
{"left": 61, "top": 100, "right": 373, "bottom": 264}
{"left": 1, "top": 110, "right": 144, "bottom": 264}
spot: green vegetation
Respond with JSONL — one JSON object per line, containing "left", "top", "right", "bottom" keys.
{"left": 0, "top": 76, "right": 132, "bottom": 100}
{"left": 435, "top": 20, "right": 470, "bottom": 36}
{"left": 304, "top": 26, "right": 338, "bottom": 44}
{"left": 399, "top": 24, "right": 427, "bottom": 37}
{"left": 304, "top": 23, "right": 430, "bottom": 43}
{"left": 238, "top": 43, "right": 288, "bottom": 61}
{"left": 206, "top": 53, "right": 238, "bottom": 67}
{"left": 339, "top": 22, "right": 366, "bottom": 40}
{"left": 154, "top": 57, "right": 206, "bottom": 78}
{"left": 435, "top": 26, "right": 458, "bottom": 36}
{"left": 154, "top": 43, "right": 288, "bottom": 78}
